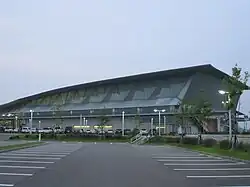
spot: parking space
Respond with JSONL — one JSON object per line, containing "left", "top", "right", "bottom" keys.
{"left": 0, "top": 142, "right": 83, "bottom": 187}
{"left": 148, "top": 146, "right": 250, "bottom": 186}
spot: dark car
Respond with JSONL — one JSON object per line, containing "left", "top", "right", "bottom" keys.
{"left": 64, "top": 126, "right": 73, "bottom": 134}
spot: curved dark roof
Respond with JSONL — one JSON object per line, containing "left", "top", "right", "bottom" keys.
{"left": 0, "top": 64, "right": 241, "bottom": 111}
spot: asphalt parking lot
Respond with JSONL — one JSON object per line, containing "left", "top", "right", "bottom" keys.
{"left": 0, "top": 142, "right": 83, "bottom": 187}
{"left": 0, "top": 142, "right": 249, "bottom": 187}
{"left": 136, "top": 144, "right": 250, "bottom": 186}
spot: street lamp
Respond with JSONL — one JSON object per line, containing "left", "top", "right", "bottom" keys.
{"left": 163, "top": 116, "right": 166, "bottom": 134}
{"left": 83, "top": 117, "right": 86, "bottom": 126}
{"left": 218, "top": 90, "right": 232, "bottom": 142}
{"left": 122, "top": 111, "right": 125, "bottom": 136}
{"left": 30, "top": 110, "right": 33, "bottom": 134}
{"left": 80, "top": 114, "right": 83, "bottom": 126}
{"left": 154, "top": 109, "right": 166, "bottom": 136}
{"left": 38, "top": 120, "right": 41, "bottom": 129}
{"left": 15, "top": 116, "right": 18, "bottom": 129}
{"left": 150, "top": 118, "right": 154, "bottom": 136}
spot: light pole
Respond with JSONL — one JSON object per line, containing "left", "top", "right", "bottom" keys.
{"left": 122, "top": 111, "right": 125, "bottom": 136}
{"left": 218, "top": 90, "right": 232, "bottom": 142}
{"left": 151, "top": 118, "right": 154, "bottom": 136}
{"left": 83, "top": 117, "right": 86, "bottom": 126}
{"left": 163, "top": 116, "right": 166, "bottom": 134}
{"left": 80, "top": 114, "right": 82, "bottom": 126}
{"left": 154, "top": 109, "right": 166, "bottom": 136}
{"left": 15, "top": 116, "right": 18, "bottom": 129}
{"left": 30, "top": 110, "right": 33, "bottom": 134}
{"left": 38, "top": 120, "right": 41, "bottom": 129}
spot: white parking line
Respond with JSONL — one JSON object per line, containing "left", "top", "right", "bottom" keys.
{"left": 0, "top": 165, "right": 45, "bottom": 169}
{"left": 0, "top": 173, "right": 33, "bottom": 176}
{"left": 152, "top": 154, "right": 204, "bottom": 157}
{"left": 0, "top": 153, "right": 66, "bottom": 157}
{"left": 164, "top": 162, "right": 245, "bottom": 166}
{"left": 0, "top": 160, "right": 54, "bottom": 164}
{"left": 174, "top": 168, "right": 250, "bottom": 171}
{"left": 13, "top": 151, "right": 71, "bottom": 155}
{"left": 158, "top": 159, "right": 229, "bottom": 162}
{"left": 187, "top": 175, "right": 250, "bottom": 178}
{"left": 153, "top": 156, "right": 218, "bottom": 159}
{"left": 0, "top": 184, "right": 14, "bottom": 187}
{"left": 0, "top": 156, "right": 61, "bottom": 160}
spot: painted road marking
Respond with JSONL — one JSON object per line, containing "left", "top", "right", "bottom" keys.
{"left": 0, "top": 173, "right": 33, "bottom": 176}
{"left": 187, "top": 175, "right": 250, "bottom": 178}
{"left": 0, "top": 184, "right": 14, "bottom": 187}
{"left": 164, "top": 162, "right": 245, "bottom": 166}
{"left": 158, "top": 159, "right": 229, "bottom": 162}
{"left": 153, "top": 156, "right": 219, "bottom": 159}
{"left": 13, "top": 151, "right": 71, "bottom": 154}
{"left": 0, "top": 156, "right": 61, "bottom": 160}
{"left": 0, "top": 153, "right": 66, "bottom": 157}
{"left": 0, "top": 160, "right": 54, "bottom": 164}
{"left": 152, "top": 154, "right": 204, "bottom": 157}
{"left": 0, "top": 165, "right": 45, "bottom": 169}
{"left": 174, "top": 168, "right": 250, "bottom": 171}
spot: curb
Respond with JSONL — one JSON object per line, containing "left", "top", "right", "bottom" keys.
{"left": 165, "top": 144, "right": 250, "bottom": 164}
{"left": 0, "top": 142, "right": 47, "bottom": 153}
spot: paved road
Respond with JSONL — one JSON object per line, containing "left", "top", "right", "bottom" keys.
{"left": 0, "top": 142, "right": 249, "bottom": 187}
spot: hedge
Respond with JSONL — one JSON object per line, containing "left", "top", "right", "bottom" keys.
{"left": 202, "top": 138, "right": 217, "bottom": 147}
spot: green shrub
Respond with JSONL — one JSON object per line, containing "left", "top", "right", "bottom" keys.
{"left": 236, "top": 142, "right": 250, "bottom": 152}
{"left": 148, "top": 136, "right": 165, "bottom": 144}
{"left": 164, "top": 137, "right": 180, "bottom": 143}
{"left": 24, "top": 134, "right": 30, "bottom": 139}
{"left": 219, "top": 140, "right": 231, "bottom": 150}
{"left": 202, "top": 138, "right": 217, "bottom": 147}
{"left": 9, "top": 135, "right": 20, "bottom": 140}
{"left": 182, "top": 137, "right": 198, "bottom": 145}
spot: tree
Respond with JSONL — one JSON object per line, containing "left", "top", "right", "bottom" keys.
{"left": 223, "top": 63, "right": 249, "bottom": 110}
{"left": 98, "top": 115, "right": 110, "bottom": 139}
{"left": 176, "top": 91, "right": 212, "bottom": 133}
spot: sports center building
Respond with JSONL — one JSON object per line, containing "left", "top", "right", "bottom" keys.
{"left": 0, "top": 64, "right": 240, "bottom": 134}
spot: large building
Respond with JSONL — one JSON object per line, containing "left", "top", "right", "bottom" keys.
{"left": 0, "top": 64, "right": 241, "bottom": 133}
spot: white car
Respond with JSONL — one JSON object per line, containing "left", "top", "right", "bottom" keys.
{"left": 21, "top": 127, "right": 30, "bottom": 133}
{"left": 42, "top": 127, "right": 53, "bottom": 133}
{"left": 37, "top": 128, "right": 44, "bottom": 133}
{"left": 107, "top": 130, "right": 114, "bottom": 134}
{"left": 5, "top": 127, "right": 13, "bottom": 133}
{"left": 54, "top": 127, "right": 63, "bottom": 133}
{"left": 13, "top": 128, "right": 19, "bottom": 133}
{"left": 31, "top": 128, "right": 37, "bottom": 133}
{"left": 140, "top": 129, "right": 148, "bottom": 135}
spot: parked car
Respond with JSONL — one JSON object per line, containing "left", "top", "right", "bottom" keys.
{"left": 43, "top": 127, "right": 53, "bottom": 133}
{"left": 64, "top": 126, "right": 73, "bottom": 133}
{"left": 37, "top": 128, "right": 44, "bottom": 133}
{"left": 0, "top": 126, "right": 5, "bottom": 133}
{"left": 21, "top": 127, "right": 30, "bottom": 133}
{"left": 54, "top": 126, "right": 64, "bottom": 134}
{"left": 4, "top": 127, "right": 13, "bottom": 133}
{"left": 13, "top": 128, "right": 19, "bottom": 133}
{"left": 31, "top": 128, "right": 37, "bottom": 133}
{"left": 140, "top": 129, "right": 148, "bottom": 135}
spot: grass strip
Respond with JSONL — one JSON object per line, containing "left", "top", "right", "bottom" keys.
{"left": 0, "top": 142, "right": 45, "bottom": 151}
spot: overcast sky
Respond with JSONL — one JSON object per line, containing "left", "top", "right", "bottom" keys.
{"left": 0, "top": 0, "right": 250, "bottom": 113}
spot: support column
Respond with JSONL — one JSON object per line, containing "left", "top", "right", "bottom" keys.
{"left": 217, "top": 117, "right": 221, "bottom": 132}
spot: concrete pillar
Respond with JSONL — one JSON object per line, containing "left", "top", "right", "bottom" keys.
{"left": 217, "top": 117, "right": 221, "bottom": 132}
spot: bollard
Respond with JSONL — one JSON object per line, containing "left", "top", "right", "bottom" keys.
{"left": 38, "top": 133, "right": 41, "bottom": 142}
